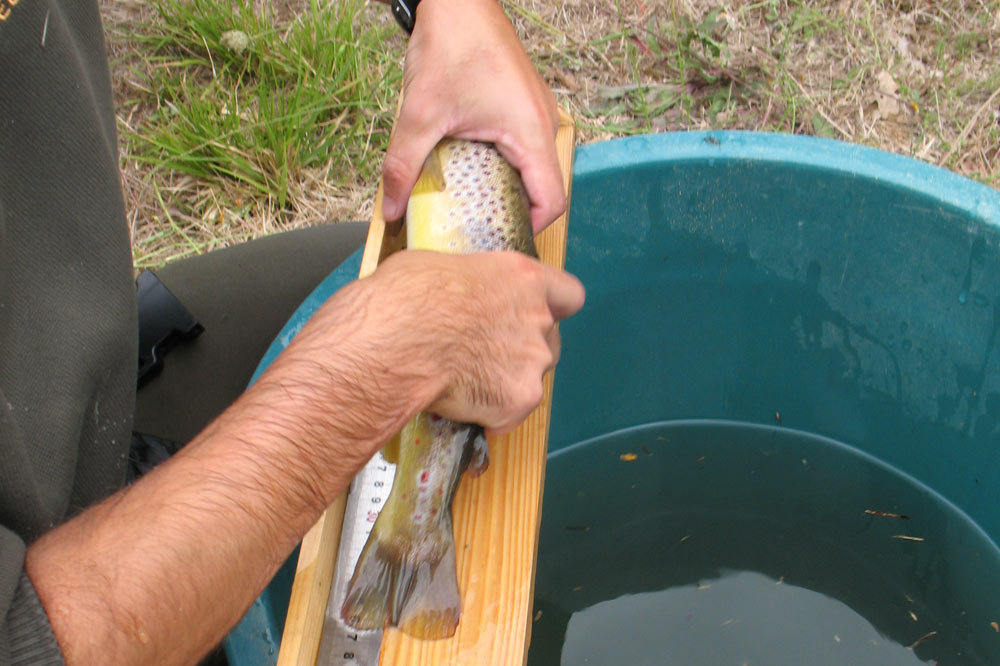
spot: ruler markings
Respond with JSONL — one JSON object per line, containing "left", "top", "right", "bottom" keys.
{"left": 317, "top": 451, "right": 396, "bottom": 665}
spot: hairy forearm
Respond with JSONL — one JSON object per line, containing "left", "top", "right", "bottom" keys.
{"left": 25, "top": 278, "right": 436, "bottom": 665}
{"left": 23, "top": 249, "right": 581, "bottom": 664}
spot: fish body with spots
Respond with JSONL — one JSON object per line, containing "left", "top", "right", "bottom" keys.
{"left": 340, "top": 139, "right": 536, "bottom": 638}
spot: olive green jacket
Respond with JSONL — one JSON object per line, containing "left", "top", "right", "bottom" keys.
{"left": 0, "top": 2, "right": 137, "bottom": 662}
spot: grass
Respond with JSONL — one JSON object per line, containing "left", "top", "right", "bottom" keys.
{"left": 108, "top": 0, "right": 401, "bottom": 267}
{"left": 100, "top": 0, "right": 999, "bottom": 268}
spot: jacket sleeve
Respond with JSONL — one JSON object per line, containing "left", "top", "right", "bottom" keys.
{"left": 1, "top": 528, "right": 64, "bottom": 666}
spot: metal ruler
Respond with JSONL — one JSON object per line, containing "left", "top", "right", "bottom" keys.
{"left": 316, "top": 451, "right": 396, "bottom": 666}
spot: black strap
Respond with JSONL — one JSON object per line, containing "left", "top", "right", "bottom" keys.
{"left": 135, "top": 270, "right": 204, "bottom": 388}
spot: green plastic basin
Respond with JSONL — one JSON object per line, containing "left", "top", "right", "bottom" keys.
{"left": 227, "top": 132, "right": 1000, "bottom": 665}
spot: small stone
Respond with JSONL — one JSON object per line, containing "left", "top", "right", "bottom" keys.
{"left": 221, "top": 30, "right": 250, "bottom": 54}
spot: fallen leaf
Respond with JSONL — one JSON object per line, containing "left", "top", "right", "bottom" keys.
{"left": 875, "top": 70, "right": 900, "bottom": 119}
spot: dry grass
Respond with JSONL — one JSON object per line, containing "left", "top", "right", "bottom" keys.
{"left": 100, "top": 0, "right": 999, "bottom": 268}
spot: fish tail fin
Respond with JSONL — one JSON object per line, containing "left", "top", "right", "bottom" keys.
{"left": 396, "top": 535, "right": 461, "bottom": 638}
{"left": 341, "top": 518, "right": 462, "bottom": 639}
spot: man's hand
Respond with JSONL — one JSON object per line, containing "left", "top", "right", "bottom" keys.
{"left": 289, "top": 250, "right": 585, "bottom": 439}
{"left": 380, "top": 0, "right": 564, "bottom": 234}
{"left": 27, "top": 249, "right": 582, "bottom": 666}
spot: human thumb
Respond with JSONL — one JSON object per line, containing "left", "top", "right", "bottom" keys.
{"left": 380, "top": 110, "right": 444, "bottom": 222}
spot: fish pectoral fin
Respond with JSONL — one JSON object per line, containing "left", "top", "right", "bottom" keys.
{"left": 465, "top": 429, "right": 490, "bottom": 478}
{"left": 411, "top": 146, "right": 448, "bottom": 195}
{"left": 381, "top": 432, "right": 401, "bottom": 465}
{"left": 341, "top": 518, "right": 462, "bottom": 639}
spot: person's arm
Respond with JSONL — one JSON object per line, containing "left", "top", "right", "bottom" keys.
{"left": 25, "top": 250, "right": 584, "bottom": 666}
{"left": 380, "top": 0, "right": 565, "bottom": 233}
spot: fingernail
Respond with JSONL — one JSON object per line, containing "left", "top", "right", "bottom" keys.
{"left": 382, "top": 196, "right": 400, "bottom": 221}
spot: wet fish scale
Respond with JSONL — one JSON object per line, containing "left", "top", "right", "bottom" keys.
{"left": 340, "top": 139, "right": 536, "bottom": 639}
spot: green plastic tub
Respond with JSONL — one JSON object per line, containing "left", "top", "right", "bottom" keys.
{"left": 228, "top": 132, "right": 1000, "bottom": 665}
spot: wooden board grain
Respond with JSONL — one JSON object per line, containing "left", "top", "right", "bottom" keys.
{"left": 277, "top": 110, "right": 575, "bottom": 666}
{"left": 378, "top": 111, "right": 575, "bottom": 666}
{"left": 276, "top": 161, "right": 403, "bottom": 666}
{"left": 275, "top": 498, "right": 345, "bottom": 666}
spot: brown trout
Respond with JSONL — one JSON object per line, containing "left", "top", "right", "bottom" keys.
{"left": 340, "top": 139, "right": 537, "bottom": 639}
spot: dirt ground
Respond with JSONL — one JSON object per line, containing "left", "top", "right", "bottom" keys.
{"left": 98, "top": 0, "right": 999, "bottom": 265}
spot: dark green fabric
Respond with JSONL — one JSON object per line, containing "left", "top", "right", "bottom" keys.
{"left": 134, "top": 222, "right": 368, "bottom": 445}
{"left": 1, "top": 1, "right": 135, "bottom": 662}
{"left": 1, "top": 3, "right": 368, "bottom": 662}
{"left": 6, "top": 574, "right": 62, "bottom": 665}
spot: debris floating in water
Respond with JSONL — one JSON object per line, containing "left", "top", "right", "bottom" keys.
{"left": 892, "top": 535, "right": 925, "bottom": 542}
{"left": 865, "top": 509, "right": 911, "bottom": 520}
{"left": 908, "top": 630, "right": 938, "bottom": 649}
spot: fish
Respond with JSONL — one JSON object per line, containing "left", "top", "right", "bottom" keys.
{"left": 340, "top": 138, "right": 537, "bottom": 639}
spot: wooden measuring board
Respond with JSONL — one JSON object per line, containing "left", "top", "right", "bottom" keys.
{"left": 276, "top": 109, "right": 575, "bottom": 666}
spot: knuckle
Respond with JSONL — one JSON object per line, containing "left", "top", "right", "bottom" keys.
{"left": 548, "top": 331, "right": 562, "bottom": 367}
{"left": 511, "top": 381, "right": 542, "bottom": 420}
{"left": 503, "top": 253, "right": 544, "bottom": 290}
{"left": 525, "top": 379, "right": 544, "bottom": 409}
{"left": 515, "top": 253, "right": 545, "bottom": 283}
{"left": 547, "top": 188, "right": 567, "bottom": 219}
{"left": 536, "top": 308, "right": 555, "bottom": 333}
{"left": 381, "top": 152, "right": 409, "bottom": 190}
